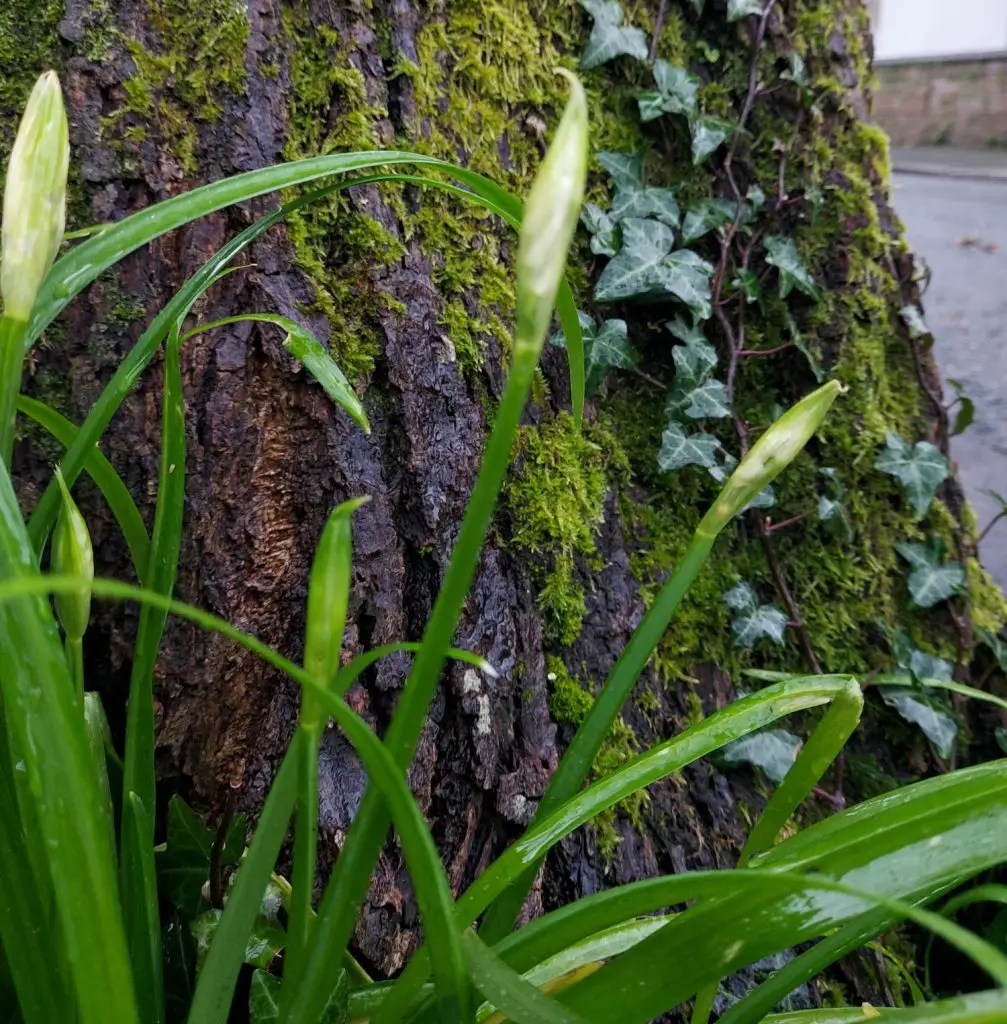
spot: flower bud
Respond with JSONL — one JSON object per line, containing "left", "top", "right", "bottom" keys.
{"left": 700, "top": 380, "right": 845, "bottom": 536}
{"left": 2, "top": 71, "right": 70, "bottom": 322}
{"left": 515, "top": 70, "right": 588, "bottom": 356}
{"left": 52, "top": 466, "right": 94, "bottom": 643}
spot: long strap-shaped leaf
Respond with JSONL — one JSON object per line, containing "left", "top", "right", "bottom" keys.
{"left": 762, "top": 990, "right": 1007, "bottom": 1024}
{"left": 0, "top": 472, "right": 137, "bottom": 1023}
{"left": 0, "top": 573, "right": 470, "bottom": 1024}
{"left": 16, "top": 395, "right": 151, "bottom": 580}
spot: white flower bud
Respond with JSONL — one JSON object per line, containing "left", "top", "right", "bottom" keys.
{"left": 2, "top": 71, "right": 70, "bottom": 322}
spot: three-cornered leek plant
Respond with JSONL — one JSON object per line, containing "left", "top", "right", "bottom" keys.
{"left": 0, "top": 68, "right": 1004, "bottom": 1024}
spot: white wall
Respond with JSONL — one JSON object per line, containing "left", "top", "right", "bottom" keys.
{"left": 872, "top": 0, "right": 1007, "bottom": 61}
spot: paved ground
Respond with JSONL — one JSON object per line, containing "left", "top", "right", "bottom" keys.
{"left": 891, "top": 171, "right": 1007, "bottom": 588}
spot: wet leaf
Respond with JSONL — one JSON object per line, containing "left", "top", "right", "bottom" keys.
{"left": 875, "top": 432, "right": 951, "bottom": 519}
{"left": 598, "top": 150, "right": 646, "bottom": 191}
{"left": 881, "top": 689, "right": 958, "bottom": 759}
{"left": 681, "top": 197, "right": 736, "bottom": 243}
{"left": 894, "top": 539, "right": 966, "bottom": 609}
{"left": 720, "top": 729, "right": 801, "bottom": 783}
{"left": 580, "top": 0, "right": 649, "bottom": 68}
{"left": 610, "top": 185, "right": 680, "bottom": 228}
{"left": 725, "top": 582, "right": 789, "bottom": 648}
{"left": 764, "top": 235, "right": 820, "bottom": 300}
{"left": 727, "top": 0, "right": 764, "bottom": 20}
{"left": 658, "top": 422, "right": 720, "bottom": 472}
{"left": 581, "top": 203, "right": 620, "bottom": 256}
{"left": 691, "top": 116, "right": 736, "bottom": 164}
{"left": 900, "top": 304, "right": 930, "bottom": 339}
{"left": 243, "top": 918, "right": 287, "bottom": 970}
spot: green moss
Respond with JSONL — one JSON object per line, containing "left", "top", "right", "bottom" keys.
{"left": 505, "top": 412, "right": 621, "bottom": 644}
{"left": 0, "top": 0, "right": 63, "bottom": 153}
{"left": 545, "top": 656, "right": 648, "bottom": 866}
{"left": 109, "top": 0, "right": 250, "bottom": 174}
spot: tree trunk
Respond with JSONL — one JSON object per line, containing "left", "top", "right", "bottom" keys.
{"left": 3, "top": 0, "right": 1002, "bottom": 991}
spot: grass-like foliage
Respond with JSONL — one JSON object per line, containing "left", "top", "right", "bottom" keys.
{"left": 0, "top": 70, "right": 1005, "bottom": 1024}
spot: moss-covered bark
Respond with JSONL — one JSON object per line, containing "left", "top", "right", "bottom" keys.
{"left": 4, "top": 0, "right": 1004, "bottom": 992}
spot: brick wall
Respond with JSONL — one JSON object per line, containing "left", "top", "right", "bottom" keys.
{"left": 874, "top": 58, "right": 1007, "bottom": 147}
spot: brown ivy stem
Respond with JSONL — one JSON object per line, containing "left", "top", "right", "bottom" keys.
{"left": 765, "top": 511, "right": 809, "bottom": 534}
{"left": 738, "top": 342, "right": 794, "bottom": 358}
{"left": 650, "top": 0, "right": 668, "bottom": 62}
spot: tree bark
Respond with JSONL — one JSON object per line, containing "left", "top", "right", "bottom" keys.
{"left": 3, "top": 0, "right": 1000, "bottom": 993}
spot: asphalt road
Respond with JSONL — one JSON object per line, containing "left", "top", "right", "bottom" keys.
{"left": 892, "top": 172, "right": 1007, "bottom": 589}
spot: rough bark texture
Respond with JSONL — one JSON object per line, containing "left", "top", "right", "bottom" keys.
{"left": 3, "top": 0, "right": 1004, "bottom": 1000}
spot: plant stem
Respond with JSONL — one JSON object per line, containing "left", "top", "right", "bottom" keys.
{"left": 286, "top": 723, "right": 320, "bottom": 994}
{"left": 65, "top": 635, "right": 84, "bottom": 713}
{"left": 0, "top": 315, "right": 28, "bottom": 469}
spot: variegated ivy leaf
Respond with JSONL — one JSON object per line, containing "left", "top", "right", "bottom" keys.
{"left": 594, "top": 217, "right": 676, "bottom": 302}
{"left": 610, "top": 186, "right": 680, "bottom": 228}
{"left": 672, "top": 333, "right": 718, "bottom": 388}
{"left": 551, "top": 312, "right": 634, "bottom": 394}
{"left": 666, "top": 315, "right": 708, "bottom": 346}
{"left": 900, "top": 304, "right": 930, "bottom": 340}
{"left": 786, "top": 311, "right": 825, "bottom": 383}
{"left": 657, "top": 422, "right": 720, "bottom": 472}
{"left": 581, "top": 203, "right": 620, "bottom": 256}
{"left": 598, "top": 150, "right": 646, "bottom": 191}
{"left": 889, "top": 629, "right": 953, "bottom": 684}
{"left": 691, "top": 116, "right": 736, "bottom": 164}
{"left": 684, "top": 377, "right": 730, "bottom": 419}
{"left": 875, "top": 431, "right": 951, "bottom": 519}
{"left": 733, "top": 269, "right": 762, "bottom": 305}
{"left": 579, "top": 0, "right": 649, "bottom": 69}
{"left": 638, "top": 61, "right": 700, "bottom": 121}
{"left": 782, "top": 52, "right": 809, "bottom": 87}
{"left": 880, "top": 689, "right": 957, "bottom": 759}
{"left": 764, "top": 235, "right": 821, "bottom": 300}
{"left": 681, "top": 197, "right": 736, "bottom": 243}
{"left": 550, "top": 310, "right": 597, "bottom": 350}
{"left": 586, "top": 318, "right": 635, "bottom": 392}
{"left": 653, "top": 249, "right": 715, "bottom": 320}
{"left": 893, "top": 539, "right": 966, "bottom": 609}
{"left": 747, "top": 183, "right": 767, "bottom": 211}
{"left": 721, "top": 729, "right": 801, "bottom": 783}
{"left": 728, "top": 0, "right": 765, "bottom": 19}
{"left": 724, "top": 582, "right": 789, "bottom": 648}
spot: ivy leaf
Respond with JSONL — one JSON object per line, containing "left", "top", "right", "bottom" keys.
{"left": 746, "top": 183, "right": 767, "bottom": 211}
{"left": 786, "top": 311, "right": 824, "bottom": 382}
{"left": 727, "top": 0, "right": 765, "bottom": 21}
{"left": 672, "top": 333, "right": 718, "bottom": 387}
{"left": 658, "top": 422, "right": 720, "bottom": 472}
{"left": 637, "top": 90, "right": 669, "bottom": 123}
{"left": 720, "top": 729, "right": 801, "bottom": 783}
{"left": 781, "top": 51, "right": 809, "bottom": 87}
{"left": 243, "top": 919, "right": 287, "bottom": 970}
{"left": 681, "top": 197, "right": 736, "bottom": 243}
{"left": 744, "top": 484, "right": 776, "bottom": 511}
{"left": 653, "top": 60, "right": 700, "bottom": 115}
{"left": 691, "top": 116, "right": 736, "bottom": 164}
{"left": 610, "top": 186, "right": 680, "bottom": 228}
{"left": 586, "top": 319, "right": 635, "bottom": 392}
{"left": 880, "top": 689, "right": 958, "bottom": 759}
{"left": 249, "top": 970, "right": 282, "bottom": 1024}
{"left": 978, "top": 626, "right": 1007, "bottom": 675}
{"left": 598, "top": 150, "right": 646, "bottom": 191}
{"left": 595, "top": 218, "right": 675, "bottom": 302}
{"left": 666, "top": 315, "right": 708, "bottom": 346}
{"left": 764, "top": 235, "right": 820, "bottom": 300}
{"left": 806, "top": 184, "right": 824, "bottom": 225}
{"left": 580, "top": 0, "right": 649, "bottom": 68}
{"left": 690, "top": 0, "right": 706, "bottom": 13}
{"left": 724, "top": 583, "right": 788, "bottom": 648}
{"left": 900, "top": 304, "right": 930, "bottom": 340}
{"left": 684, "top": 378, "right": 730, "bottom": 419}
{"left": 551, "top": 310, "right": 597, "bottom": 350}
{"left": 875, "top": 432, "right": 951, "bottom": 519}
{"left": 946, "top": 378, "right": 975, "bottom": 437}
{"left": 159, "top": 796, "right": 246, "bottom": 918}
{"left": 581, "top": 203, "right": 620, "bottom": 257}
{"left": 654, "top": 249, "right": 715, "bottom": 320}
{"left": 894, "top": 539, "right": 966, "bottom": 609}
{"left": 733, "top": 269, "right": 762, "bottom": 304}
